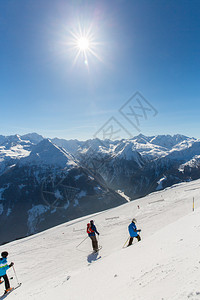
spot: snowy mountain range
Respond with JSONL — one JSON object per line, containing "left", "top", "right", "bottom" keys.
{"left": 0, "top": 132, "right": 200, "bottom": 244}
{"left": 1, "top": 179, "right": 200, "bottom": 299}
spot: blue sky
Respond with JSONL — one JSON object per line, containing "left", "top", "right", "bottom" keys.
{"left": 0, "top": 0, "right": 200, "bottom": 140}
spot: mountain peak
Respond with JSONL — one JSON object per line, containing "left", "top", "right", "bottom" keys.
{"left": 20, "top": 139, "right": 77, "bottom": 167}
{"left": 132, "top": 134, "right": 152, "bottom": 144}
{"left": 150, "top": 134, "right": 192, "bottom": 149}
{"left": 21, "top": 132, "right": 44, "bottom": 144}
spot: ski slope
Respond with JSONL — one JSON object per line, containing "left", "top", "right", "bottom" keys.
{"left": 1, "top": 179, "right": 200, "bottom": 300}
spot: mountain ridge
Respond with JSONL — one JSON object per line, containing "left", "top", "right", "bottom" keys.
{"left": 0, "top": 132, "right": 200, "bottom": 244}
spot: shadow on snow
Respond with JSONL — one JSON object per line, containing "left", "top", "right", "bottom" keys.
{"left": 87, "top": 252, "right": 101, "bottom": 263}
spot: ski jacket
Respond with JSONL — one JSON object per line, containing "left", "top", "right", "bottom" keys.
{"left": 0, "top": 257, "right": 10, "bottom": 276}
{"left": 87, "top": 223, "right": 99, "bottom": 237}
{"left": 128, "top": 222, "right": 139, "bottom": 237}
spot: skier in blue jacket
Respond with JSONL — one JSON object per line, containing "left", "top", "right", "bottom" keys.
{"left": 0, "top": 251, "right": 14, "bottom": 294}
{"left": 127, "top": 218, "right": 141, "bottom": 246}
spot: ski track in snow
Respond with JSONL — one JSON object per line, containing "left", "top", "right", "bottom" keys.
{"left": 1, "top": 179, "right": 200, "bottom": 300}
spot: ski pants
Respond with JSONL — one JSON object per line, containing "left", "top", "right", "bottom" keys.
{"left": 128, "top": 234, "right": 141, "bottom": 246}
{"left": 89, "top": 235, "right": 98, "bottom": 251}
{"left": 0, "top": 274, "right": 10, "bottom": 290}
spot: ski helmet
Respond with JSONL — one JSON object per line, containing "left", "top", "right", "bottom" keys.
{"left": 132, "top": 218, "right": 136, "bottom": 223}
{"left": 1, "top": 251, "right": 8, "bottom": 258}
{"left": 90, "top": 220, "right": 94, "bottom": 224}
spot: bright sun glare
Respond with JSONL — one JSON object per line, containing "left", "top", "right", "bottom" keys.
{"left": 68, "top": 23, "right": 101, "bottom": 66}
{"left": 77, "top": 37, "right": 90, "bottom": 51}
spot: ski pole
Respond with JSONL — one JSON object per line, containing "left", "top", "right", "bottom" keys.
{"left": 76, "top": 236, "right": 88, "bottom": 248}
{"left": 12, "top": 266, "right": 20, "bottom": 286}
{"left": 123, "top": 237, "right": 129, "bottom": 248}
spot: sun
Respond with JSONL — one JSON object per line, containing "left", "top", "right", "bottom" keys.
{"left": 67, "top": 23, "right": 102, "bottom": 66}
{"left": 76, "top": 37, "right": 90, "bottom": 51}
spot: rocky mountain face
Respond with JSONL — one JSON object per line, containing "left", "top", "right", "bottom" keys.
{"left": 56, "top": 134, "right": 200, "bottom": 200}
{"left": 0, "top": 136, "right": 125, "bottom": 244}
{"left": 0, "top": 132, "right": 200, "bottom": 244}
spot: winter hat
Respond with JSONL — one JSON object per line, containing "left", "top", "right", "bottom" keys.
{"left": 1, "top": 251, "right": 8, "bottom": 258}
{"left": 90, "top": 220, "right": 94, "bottom": 224}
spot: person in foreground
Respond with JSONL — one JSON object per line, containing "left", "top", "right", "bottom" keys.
{"left": 127, "top": 218, "right": 141, "bottom": 246}
{"left": 0, "top": 251, "right": 14, "bottom": 294}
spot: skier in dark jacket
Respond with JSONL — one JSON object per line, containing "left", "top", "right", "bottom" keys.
{"left": 87, "top": 220, "right": 99, "bottom": 252}
{"left": 0, "top": 251, "right": 14, "bottom": 294}
{"left": 127, "top": 218, "right": 141, "bottom": 246}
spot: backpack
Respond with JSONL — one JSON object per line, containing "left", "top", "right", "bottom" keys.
{"left": 87, "top": 223, "right": 94, "bottom": 234}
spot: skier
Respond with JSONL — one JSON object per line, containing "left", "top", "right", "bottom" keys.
{"left": 127, "top": 218, "right": 141, "bottom": 246}
{"left": 87, "top": 220, "right": 99, "bottom": 252}
{"left": 0, "top": 251, "right": 14, "bottom": 294}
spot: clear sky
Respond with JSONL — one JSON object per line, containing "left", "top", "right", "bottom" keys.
{"left": 0, "top": 0, "right": 200, "bottom": 140}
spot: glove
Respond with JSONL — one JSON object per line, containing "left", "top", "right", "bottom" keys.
{"left": 97, "top": 233, "right": 100, "bottom": 235}
{"left": 138, "top": 229, "right": 141, "bottom": 232}
{"left": 9, "top": 262, "right": 14, "bottom": 267}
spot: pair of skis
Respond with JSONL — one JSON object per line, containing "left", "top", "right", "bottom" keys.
{"left": 0, "top": 283, "right": 22, "bottom": 299}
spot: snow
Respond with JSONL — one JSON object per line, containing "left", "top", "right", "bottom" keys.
{"left": 0, "top": 145, "right": 30, "bottom": 159}
{"left": 179, "top": 155, "right": 200, "bottom": 171}
{"left": 20, "top": 139, "right": 77, "bottom": 168}
{"left": 149, "top": 134, "right": 190, "bottom": 149}
{"left": 27, "top": 205, "right": 49, "bottom": 234}
{"left": 171, "top": 139, "right": 197, "bottom": 152}
{"left": 72, "top": 134, "right": 197, "bottom": 161}
{"left": 114, "top": 142, "right": 143, "bottom": 165}
{"left": 1, "top": 179, "right": 200, "bottom": 299}
{"left": 156, "top": 176, "right": 167, "bottom": 190}
{"left": 1, "top": 134, "right": 199, "bottom": 182}
{"left": 132, "top": 140, "right": 168, "bottom": 158}
{"left": 117, "top": 190, "right": 131, "bottom": 202}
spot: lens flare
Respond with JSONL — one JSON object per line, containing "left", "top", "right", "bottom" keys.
{"left": 67, "top": 23, "right": 102, "bottom": 66}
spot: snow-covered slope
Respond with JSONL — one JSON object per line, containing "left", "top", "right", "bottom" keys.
{"left": 2, "top": 179, "right": 200, "bottom": 300}
{"left": 0, "top": 135, "right": 32, "bottom": 175}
